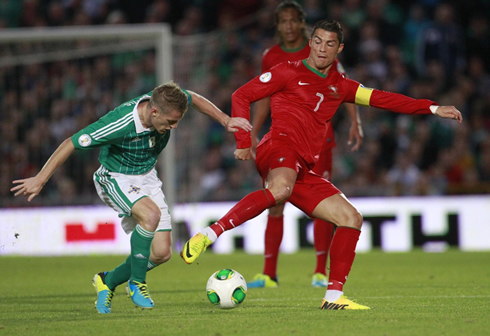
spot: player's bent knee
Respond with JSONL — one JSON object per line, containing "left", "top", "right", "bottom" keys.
{"left": 347, "top": 210, "right": 363, "bottom": 229}
{"left": 151, "top": 249, "right": 172, "bottom": 265}
{"left": 270, "top": 186, "right": 292, "bottom": 204}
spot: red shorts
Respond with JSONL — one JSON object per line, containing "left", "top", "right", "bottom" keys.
{"left": 255, "top": 138, "right": 340, "bottom": 217}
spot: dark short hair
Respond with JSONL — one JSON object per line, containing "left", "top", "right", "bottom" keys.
{"left": 310, "top": 19, "right": 344, "bottom": 44}
{"left": 150, "top": 81, "right": 188, "bottom": 115}
{"left": 275, "top": 0, "right": 306, "bottom": 25}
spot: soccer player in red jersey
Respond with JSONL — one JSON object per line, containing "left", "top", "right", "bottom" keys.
{"left": 181, "top": 19, "right": 462, "bottom": 309}
{"left": 248, "top": 0, "right": 363, "bottom": 289}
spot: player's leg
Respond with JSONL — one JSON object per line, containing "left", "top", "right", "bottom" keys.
{"left": 312, "top": 196, "right": 369, "bottom": 310}
{"left": 311, "top": 146, "right": 335, "bottom": 287}
{"left": 288, "top": 173, "right": 369, "bottom": 309}
{"left": 146, "top": 174, "right": 173, "bottom": 269}
{"left": 312, "top": 218, "right": 335, "bottom": 287}
{"left": 125, "top": 168, "right": 172, "bottom": 309}
{"left": 101, "top": 182, "right": 172, "bottom": 300}
{"left": 248, "top": 203, "right": 285, "bottom": 288}
{"left": 150, "top": 230, "right": 172, "bottom": 267}
{"left": 181, "top": 168, "right": 297, "bottom": 264}
{"left": 181, "top": 140, "right": 300, "bottom": 264}
{"left": 92, "top": 166, "right": 144, "bottom": 313}
{"left": 127, "top": 196, "right": 160, "bottom": 309}
{"left": 92, "top": 167, "right": 159, "bottom": 309}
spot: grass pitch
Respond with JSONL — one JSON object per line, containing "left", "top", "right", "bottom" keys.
{"left": 1, "top": 249, "right": 489, "bottom": 336}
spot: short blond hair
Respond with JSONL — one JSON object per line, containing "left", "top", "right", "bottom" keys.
{"left": 149, "top": 81, "right": 188, "bottom": 115}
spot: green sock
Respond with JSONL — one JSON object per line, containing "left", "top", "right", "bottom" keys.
{"left": 105, "top": 255, "right": 131, "bottom": 290}
{"left": 105, "top": 257, "right": 160, "bottom": 290}
{"left": 129, "top": 224, "right": 154, "bottom": 283}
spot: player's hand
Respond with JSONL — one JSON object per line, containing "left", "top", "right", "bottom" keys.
{"left": 234, "top": 148, "right": 254, "bottom": 161}
{"left": 11, "top": 176, "right": 45, "bottom": 202}
{"left": 434, "top": 106, "right": 463, "bottom": 123}
{"left": 348, "top": 122, "right": 364, "bottom": 151}
{"left": 225, "top": 117, "right": 253, "bottom": 133}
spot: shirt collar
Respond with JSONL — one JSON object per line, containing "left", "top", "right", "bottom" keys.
{"left": 133, "top": 95, "right": 154, "bottom": 133}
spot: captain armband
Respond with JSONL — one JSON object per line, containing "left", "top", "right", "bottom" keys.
{"left": 354, "top": 85, "right": 374, "bottom": 107}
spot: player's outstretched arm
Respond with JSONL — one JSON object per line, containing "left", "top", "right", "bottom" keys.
{"left": 11, "top": 138, "right": 75, "bottom": 202}
{"left": 344, "top": 102, "right": 363, "bottom": 151}
{"left": 433, "top": 106, "right": 463, "bottom": 123}
{"left": 187, "top": 90, "right": 252, "bottom": 133}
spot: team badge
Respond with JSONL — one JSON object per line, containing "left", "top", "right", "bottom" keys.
{"left": 259, "top": 72, "right": 272, "bottom": 83}
{"left": 128, "top": 185, "right": 141, "bottom": 194}
{"left": 78, "top": 134, "right": 92, "bottom": 147}
{"left": 328, "top": 85, "right": 340, "bottom": 98}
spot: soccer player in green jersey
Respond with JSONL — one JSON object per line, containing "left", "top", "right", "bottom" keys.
{"left": 11, "top": 81, "right": 252, "bottom": 313}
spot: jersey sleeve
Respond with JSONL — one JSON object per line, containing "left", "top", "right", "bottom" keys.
{"left": 232, "top": 63, "right": 290, "bottom": 148}
{"left": 342, "top": 77, "right": 436, "bottom": 115}
{"left": 71, "top": 109, "right": 133, "bottom": 150}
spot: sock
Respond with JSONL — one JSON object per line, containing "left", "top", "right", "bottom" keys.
{"left": 201, "top": 227, "right": 218, "bottom": 243}
{"left": 147, "top": 260, "right": 158, "bottom": 271}
{"left": 327, "top": 226, "right": 361, "bottom": 294}
{"left": 325, "top": 289, "right": 343, "bottom": 302}
{"left": 262, "top": 215, "right": 283, "bottom": 279}
{"left": 313, "top": 219, "right": 335, "bottom": 275}
{"left": 105, "top": 255, "right": 131, "bottom": 290}
{"left": 210, "top": 189, "right": 275, "bottom": 237}
{"left": 105, "top": 257, "right": 160, "bottom": 290}
{"left": 129, "top": 224, "right": 155, "bottom": 283}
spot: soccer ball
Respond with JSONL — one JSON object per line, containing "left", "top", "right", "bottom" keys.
{"left": 206, "top": 269, "right": 247, "bottom": 309}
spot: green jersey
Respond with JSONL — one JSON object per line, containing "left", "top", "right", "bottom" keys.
{"left": 72, "top": 90, "right": 192, "bottom": 175}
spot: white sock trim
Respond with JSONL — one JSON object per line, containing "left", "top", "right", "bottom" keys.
{"left": 201, "top": 227, "right": 217, "bottom": 243}
{"left": 325, "top": 290, "right": 343, "bottom": 302}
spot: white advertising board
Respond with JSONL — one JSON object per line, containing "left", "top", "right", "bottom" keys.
{"left": 1, "top": 196, "right": 489, "bottom": 256}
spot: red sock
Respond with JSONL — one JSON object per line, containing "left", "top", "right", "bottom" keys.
{"left": 211, "top": 189, "right": 275, "bottom": 237}
{"left": 313, "top": 219, "right": 335, "bottom": 275}
{"left": 262, "top": 215, "right": 283, "bottom": 279}
{"left": 327, "top": 226, "right": 361, "bottom": 292}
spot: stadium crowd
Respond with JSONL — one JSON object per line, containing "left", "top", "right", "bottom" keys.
{"left": 1, "top": 0, "right": 489, "bottom": 207}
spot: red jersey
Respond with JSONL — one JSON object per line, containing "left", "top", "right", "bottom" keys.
{"left": 233, "top": 59, "right": 436, "bottom": 167}
{"left": 262, "top": 42, "right": 345, "bottom": 150}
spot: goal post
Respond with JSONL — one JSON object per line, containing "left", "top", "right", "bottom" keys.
{"left": 0, "top": 24, "right": 176, "bottom": 208}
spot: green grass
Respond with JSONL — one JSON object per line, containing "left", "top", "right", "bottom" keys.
{"left": 1, "top": 250, "right": 489, "bottom": 336}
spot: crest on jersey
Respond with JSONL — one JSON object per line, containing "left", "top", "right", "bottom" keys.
{"left": 78, "top": 134, "right": 92, "bottom": 147}
{"left": 260, "top": 72, "right": 272, "bottom": 83}
{"left": 128, "top": 185, "right": 141, "bottom": 194}
{"left": 328, "top": 85, "right": 340, "bottom": 98}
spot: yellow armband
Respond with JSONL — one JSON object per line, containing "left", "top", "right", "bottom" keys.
{"left": 354, "top": 85, "right": 374, "bottom": 107}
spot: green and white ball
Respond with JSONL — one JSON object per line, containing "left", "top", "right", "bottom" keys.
{"left": 206, "top": 269, "right": 247, "bottom": 309}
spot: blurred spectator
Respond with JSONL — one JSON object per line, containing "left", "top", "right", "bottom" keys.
{"left": 1, "top": 0, "right": 489, "bottom": 208}
{"left": 416, "top": 3, "right": 466, "bottom": 82}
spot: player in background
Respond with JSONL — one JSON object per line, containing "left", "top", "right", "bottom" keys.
{"left": 248, "top": 0, "right": 363, "bottom": 289}
{"left": 181, "top": 20, "right": 462, "bottom": 310}
{"left": 11, "top": 81, "right": 252, "bottom": 314}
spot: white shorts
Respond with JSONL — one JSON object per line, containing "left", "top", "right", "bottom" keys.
{"left": 93, "top": 165, "right": 171, "bottom": 234}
